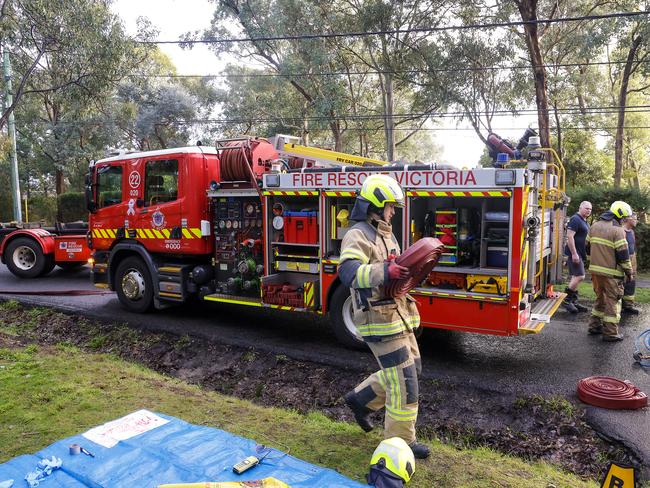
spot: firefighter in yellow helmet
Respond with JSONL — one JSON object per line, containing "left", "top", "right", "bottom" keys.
{"left": 586, "top": 201, "right": 635, "bottom": 341}
{"left": 338, "top": 174, "right": 430, "bottom": 459}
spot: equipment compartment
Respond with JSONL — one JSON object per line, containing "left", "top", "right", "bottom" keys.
{"left": 262, "top": 272, "right": 320, "bottom": 309}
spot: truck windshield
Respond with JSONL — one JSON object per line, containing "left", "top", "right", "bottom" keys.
{"left": 97, "top": 165, "right": 123, "bottom": 208}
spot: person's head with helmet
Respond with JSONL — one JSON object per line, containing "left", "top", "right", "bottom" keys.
{"left": 349, "top": 174, "right": 405, "bottom": 223}
{"left": 609, "top": 201, "right": 633, "bottom": 222}
{"left": 367, "top": 437, "right": 415, "bottom": 487}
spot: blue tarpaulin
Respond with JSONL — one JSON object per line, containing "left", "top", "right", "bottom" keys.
{"left": 0, "top": 410, "right": 367, "bottom": 487}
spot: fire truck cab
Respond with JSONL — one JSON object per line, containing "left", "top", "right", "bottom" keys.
{"left": 87, "top": 136, "right": 568, "bottom": 348}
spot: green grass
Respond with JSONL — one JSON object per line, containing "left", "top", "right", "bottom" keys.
{"left": 0, "top": 341, "right": 599, "bottom": 487}
{"left": 578, "top": 282, "right": 650, "bottom": 304}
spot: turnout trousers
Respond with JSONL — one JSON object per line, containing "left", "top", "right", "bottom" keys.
{"left": 623, "top": 254, "right": 637, "bottom": 307}
{"left": 348, "top": 332, "right": 420, "bottom": 444}
{"left": 590, "top": 274, "right": 624, "bottom": 337}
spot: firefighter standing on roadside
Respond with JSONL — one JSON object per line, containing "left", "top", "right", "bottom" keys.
{"left": 563, "top": 201, "right": 592, "bottom": 313}
{"left": 338, "top": 174, "right": 430, "bottom": 460}
{"left": 586, "top": 201, "right": 635, "bottom": 342}
{"left": 622, "top": 212, "right": 640, "bottom": 315}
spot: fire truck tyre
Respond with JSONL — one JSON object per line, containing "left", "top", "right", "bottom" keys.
{"left": 42, "top": 255, "right": 56, "bottom": 276}
{"left": 58, "top": 262, "right": 85, "bottom": 272}
{"left": 330, "top": 285, "right": 366, "bottom": 350}
{"left": 5, "top": 237, "right": 47, "bottom": 278}
{"left": 115, "top": 257, "right": 154, "bottom": 313}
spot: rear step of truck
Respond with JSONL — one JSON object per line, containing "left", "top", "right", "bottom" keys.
{"left": 518, "top": 292, "right": 567, "bottom": 334}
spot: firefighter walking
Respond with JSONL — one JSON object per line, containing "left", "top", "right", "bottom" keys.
{"left": 586, "top": 201, "right": 635, "bottom": 342}
{"left": 338, "top": 174, "right": 430, "bottom": 459}
{"left": 622, "top": 212, "right": 640, "bottom": 315}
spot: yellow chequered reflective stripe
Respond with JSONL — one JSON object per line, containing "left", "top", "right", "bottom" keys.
{"left": 589, "top": 264, "right": 624, "bottom": 277}
{"left": 181, "top": 228, "right": 192, "bottom": 239}
{"left": 144, "top": 229, "right": 155, "bottom": 239}
{"left": 152, "top": 229, "right": 164, "bottom": 239}
{"left": 340, "top": 249, "right": 369, "bottom": 264}
{"left": 614, "top": 239, "right": 628, "bottom": 249}
{"left": 590, "top": 237, "right": 615, "bottom": 248}
{"left": 357, "top": 320, "right": 405, "bottom": 336}
{"left": 136, "top": 229, "right": 147, "bottom": 239}
{"left": 161, "top": 229, "right": 171, "bottom": 238}
{"left": 191, "top": 228, "right": 202, "bottom": 238}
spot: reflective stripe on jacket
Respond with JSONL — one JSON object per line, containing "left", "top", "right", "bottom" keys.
{"left": 338, "top": 217, "right": 420, "bottom": 340}
{"left": 587, "top": 215, "right": 632, "bottom": 278}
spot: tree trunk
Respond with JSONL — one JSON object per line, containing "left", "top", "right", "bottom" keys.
{"left": 614, "top": 35, "right": 642, "bottom": 187}
{"left": 516, "top": 0, "right": 551, "bottom": 148}
{"left": 384, "top": 73, "right": 395, "bottom": 161}
{"left": 552, "top": 103, "right": 562, "bottom": 158}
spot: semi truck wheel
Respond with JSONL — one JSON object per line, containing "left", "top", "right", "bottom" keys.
{"left": 329, "top": 285, "right": 366, "bottom": 349}
{"left": 115, "top": 256, "right": 154, "bottom": 313}
{"left": 5, "top": 237, "right": 48, "bottom": 278}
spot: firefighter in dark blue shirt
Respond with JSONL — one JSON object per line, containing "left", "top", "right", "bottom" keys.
{"left": 563, "top": 201, "right": 592, "bottom": 313}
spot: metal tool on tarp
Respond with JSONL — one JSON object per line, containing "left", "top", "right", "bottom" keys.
{"left": 69, "top": 444, "right": 95, "bottom": 457}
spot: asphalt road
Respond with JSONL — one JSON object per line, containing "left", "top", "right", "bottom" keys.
{"left": 1, "top": 264, "right": 648, "bottom": 474}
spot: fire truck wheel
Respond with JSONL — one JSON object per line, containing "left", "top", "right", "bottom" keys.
{"left": 5, "top": 237, "right": 48, "bottom": 278}
{"left": 43, "top": 255, "right": 56, "bottom": 276}
{"left": 330, "top": 285, "right": 366, "bottom": 350}
{"left": 115, "top": 257, "right": 154, "bottom": 313}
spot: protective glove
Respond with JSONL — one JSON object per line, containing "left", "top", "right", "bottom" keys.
{"left": 387, "top": 262, "right": 410, "bottom": 280}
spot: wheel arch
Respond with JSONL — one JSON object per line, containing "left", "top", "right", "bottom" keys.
{"left": 0, "top": 230, "right": 55, "bottom": 264}
{"left": 324, "top": 276, "right": 342, "bottom": 314}
{"left": 109, "top": 242, "right": 160, "bottom": 305}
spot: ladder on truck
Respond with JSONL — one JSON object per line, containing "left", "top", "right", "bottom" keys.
{"left": 270, "top": 134, "right": 389, "bottom": 168}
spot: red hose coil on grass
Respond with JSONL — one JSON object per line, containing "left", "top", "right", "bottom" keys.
{"left": 577, "top": 376, "right": 648, "bottom": 410}
{"left": 384, "top": 237, "right": 445, "bottom": 298}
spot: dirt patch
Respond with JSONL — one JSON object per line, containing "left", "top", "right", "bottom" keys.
{"left": 0, "top": 302, "right": 639, "bottom": 481}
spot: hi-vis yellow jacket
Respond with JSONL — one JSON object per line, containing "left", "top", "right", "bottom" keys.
{"left": 338, "top": 217, "right": 420, "bottom": 341}
{"left": 587, "top": 212, "right": 633, "bottom": 279}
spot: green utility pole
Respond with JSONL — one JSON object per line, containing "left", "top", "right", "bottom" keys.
{"left": 3, "top": 47, "right": 22, "bottom": 223}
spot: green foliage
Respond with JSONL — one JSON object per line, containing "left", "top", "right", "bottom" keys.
{"left": 25, "top": 195, "right": 57, "bottom": 224}
{"left": 560, "top": 130, "right": 613, "bottom": 188}
{"left": 567, "top": 185, "right": 650, "bottom": 217}
{"left": 57, "top": 192, "right": 86, "bottom": 222}
{"left": 635, "top": 223, "right": 650, "bottom": 271}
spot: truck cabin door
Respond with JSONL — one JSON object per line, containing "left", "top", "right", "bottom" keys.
{"left": 137, "top": 157, "right": 183, "bottom": 253}
{"left": 91, "top": 162, "right": 126, "bottom": 249}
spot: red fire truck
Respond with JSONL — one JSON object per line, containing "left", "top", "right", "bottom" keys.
{"left": 80, "top": 135, "right": 568, "bottom": 348}
{"left": 0, "top": 135, "right": 568, "bottom": 347}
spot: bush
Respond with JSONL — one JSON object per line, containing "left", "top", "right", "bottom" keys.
{"left": 567, "top": 185, "right": 650, "bottom": 217}
{"left": 26, "top": 195, "right": 57, "bottom": 224}
{"left": 57, "top": 192, "right": 86, "bottom": 222}
{"left": 635, "top": 223, "right": 650, "bottom": 272}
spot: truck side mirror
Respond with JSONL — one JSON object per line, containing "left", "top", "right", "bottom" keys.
{"left": 84, "top": 173, "right": 97, "bottom": 213}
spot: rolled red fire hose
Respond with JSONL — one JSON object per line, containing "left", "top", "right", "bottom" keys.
{"left": 577, "top": 376, "right": 648, "bottom": 410}
{"left": 385, "top": 237, "right": 445, "bottom": 298}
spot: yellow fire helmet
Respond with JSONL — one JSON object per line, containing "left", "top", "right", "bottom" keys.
{"left": 610, "top": 200, "right": 633, "bottom": 219}
{"left": 360, "top": 174, "right": 405, "bottom": 208}
{"left": 367, "top": 437, "right": 415, "bottom": 486}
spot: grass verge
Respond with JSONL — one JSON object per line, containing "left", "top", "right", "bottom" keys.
{"left": 0, "top": 338, "right": 598, "bottom": 487}
{"left": 578, "top": 282, "right": 650, "bottom": 304}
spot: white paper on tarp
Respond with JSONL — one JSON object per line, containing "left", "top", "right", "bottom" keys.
{"left": 82, "top": 409, "right": 169, "bottom": 448}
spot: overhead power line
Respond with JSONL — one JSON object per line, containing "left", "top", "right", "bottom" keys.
{"left": 127, "top": 59, "right": 650, "bottom": 79}
{"left": 143, "top": 11, "right": 649, "bottom": 45}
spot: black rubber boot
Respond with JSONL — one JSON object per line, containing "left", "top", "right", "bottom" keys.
{"left": 622, "top": 304, "right": 641, "bottom": 315}
{"left": 408, "top": 441, "right": 431, "bottom": 459}
{"left": 344, "top": 392, "right": 374, "bottom": 432}
{"left": 571, "top": 290, "right": 589, "bottom": 312}
{"left": 588, "top": 317, "right": 603, "bottom": 335}
{"left": 562, "top": 289, "right": 578, "bottom": 313}
{"left": 602, "top": 333, "right": 624, "bottom": 342}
